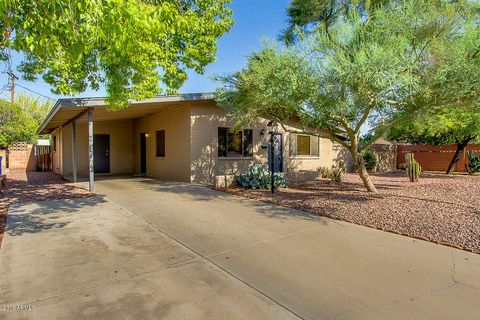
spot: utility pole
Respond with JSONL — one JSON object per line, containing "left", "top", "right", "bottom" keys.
{"left": 7, "top": 71, "right": 18, "bottom": 105}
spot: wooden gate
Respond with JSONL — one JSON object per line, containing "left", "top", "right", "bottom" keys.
{"left": 397, "top": 144, "right": 480, "bottom": 172}
{"left": 35, "top": 145, "right": 52, "bottom": 172}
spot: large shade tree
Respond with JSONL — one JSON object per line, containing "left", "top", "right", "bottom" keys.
{"left": 216, "top": 0, "right": 477, "bottom": 192}
{"left": 281, "top": 0, "right": 390, "bottom": 43}
{"left": 0, "top": 0, "right": 233, "bottom": 108}
{"left": 388, "top": 9, "right": 480, "bottom": 174}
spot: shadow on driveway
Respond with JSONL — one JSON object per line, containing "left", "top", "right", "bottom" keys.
{"left": 6, "top": 196, "right": 107, "bottom": 237}
{"left": 97, "top": 176, "right": 329, "bottom": 224}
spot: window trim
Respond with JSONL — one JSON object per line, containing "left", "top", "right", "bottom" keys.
{"left": 218, "top": 127, "right": 253, "bottom": 158}
{"left": 290, "top": 133, "right": 320, "bottom": 158}
{"left": 296, "top": 134, "right": 311, "bottom": 156}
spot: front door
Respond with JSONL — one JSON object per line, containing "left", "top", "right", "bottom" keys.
{"left": 268, "top": 133, "right": 283, "bottom": 173}
{"left": 94, "top": 134, "right": 110, "bottom": 174}
{"left": 140, "top": 133, "right": 147, "bottom": 175}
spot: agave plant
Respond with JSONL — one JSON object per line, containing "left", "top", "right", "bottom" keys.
{"left": 237, "top": 163, "right": 287, "bottom": 189}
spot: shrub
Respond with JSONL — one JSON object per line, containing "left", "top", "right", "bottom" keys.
{"left": 467, "top": 150, "right": 480, "bottom": 174}
{"left": 363, "top": 151, "right": 377, "bottom": 172}
{"left": 331, "top": 167, "right": 343, "bottom": 182}
{"left": 319, "top": 167, "right": 332, "bottom": 179}
{"left": 237, "top": 163, "right": 287, "bottom": 189}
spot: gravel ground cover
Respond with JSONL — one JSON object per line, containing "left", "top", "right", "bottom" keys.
{"left": 0, "top": 170, "right": 93, "bottom": 246}
{"left": 217, "top": 171, "right": 480, "bottom": 253}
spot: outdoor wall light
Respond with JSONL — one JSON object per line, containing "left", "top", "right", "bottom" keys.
{"left": 145, "top": 133, "right": 150, "bottom": 138}
{"left": 267, "top": 120, "right": 278, "bottom": 134}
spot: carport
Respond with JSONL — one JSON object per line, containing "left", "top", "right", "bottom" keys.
{"left": 38, "top": 93, "right": 213, "bottom": 191}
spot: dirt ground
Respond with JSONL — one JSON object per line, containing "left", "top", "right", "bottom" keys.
{"left": 0, "top": 170, "right": 93, "bottom": 246}
{"left": 218, "top": 171, "right": 480, "bottom": 253}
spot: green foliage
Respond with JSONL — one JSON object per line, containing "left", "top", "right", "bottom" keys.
{"left": 15, "top": 95, "right": 52, "bottom": 125}
{"left": 281, "top": 0, "right": 391, "bottom": 44}
{"left": 363, "top": 151, "right": 376, "bottom": 172}
{"left": 0, "top": 0, "right": 233, "bottom": 109}
{"left": 237, "top": 163, "right": 287, "bottom": 190}
{"left": 216, "top": 47, "right": 319, "bottom": 128}
{"left": 405, "top": 153, "right": 422, "bottom": 182}
{"left": 425, "top": 13, "right": 480, "bottom": 112}
{"left": 330, "top": 167, "right": 342, "bottom": 182}
{"left": 467, "top": 151, "right": 480, "bottom": 174}
{"left": 319, "top": 166, "right": 332, "bottom": 178}
{"left": 387, "top": 107, "right": 480, "bottom": 146}
{"left": 0, "top": 95, "right": 52, "bottom": 149}
{"left": 387, "top": 2, "right": 480, "bottom": 145}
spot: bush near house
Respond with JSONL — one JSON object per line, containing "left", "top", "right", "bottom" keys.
{"left": 363, "top": 151, "right": 377, "bottom": 172}
{"left": 237, "top": 164, "right": 287, "bottom": 190}
{"left": 467, "top": 151, "right": 480, "bottom": 174}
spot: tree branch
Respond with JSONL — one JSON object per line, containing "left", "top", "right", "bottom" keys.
{"left": 354, "top": 99, "right": 375, "bottom": 134}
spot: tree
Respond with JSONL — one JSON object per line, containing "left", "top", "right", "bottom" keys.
{"left": 0, "top": 95, "right": 52, "bottom": 148}
{"left": 281, "top": 0, "right": 390, "bottom": 43}
{"left": 388, "top": 109, "right": 480, "bottom": 174}
{"left": 388, "top": 6, "right": 480, "bottom": 174}
{"left": 216, "top": 0, "right": 476, "bottom": 192}
{"left": 0, "top": 0, "right": 233, "bottom": 108}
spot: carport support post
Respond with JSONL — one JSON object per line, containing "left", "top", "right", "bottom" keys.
{"left": 88, "top": 108, "right": 94, "bottom": 192}
{"left": 72, "top": 120, "right": 77, "bottom": 183}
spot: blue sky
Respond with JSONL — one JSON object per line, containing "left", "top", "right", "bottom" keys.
{"left": 0, "top": 0, "right": 291, "bottom": 102}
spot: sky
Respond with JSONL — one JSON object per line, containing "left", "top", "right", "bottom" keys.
{"left": 0, "top": 0, "right": 291, "bottom": 102}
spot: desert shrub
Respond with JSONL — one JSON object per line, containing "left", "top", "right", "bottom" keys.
{"left": 363, "top": 151, "right": 377, "bottom": 172}
{"left": 237, "top": 163, "right": 287, "bottom": 189}
{"left": 467, "top": 150, "right": 480, "bottom": 174}
{"left": 319, "top": 167, "right": 332, "bottom": 178}
{"left": 331, "top": 167, "right": 343, "bottom": 182}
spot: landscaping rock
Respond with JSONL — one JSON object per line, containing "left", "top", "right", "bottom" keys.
{"left": 218, "top": 171, "right": 480, "bottom": 254}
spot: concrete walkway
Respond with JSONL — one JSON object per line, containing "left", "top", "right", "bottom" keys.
{"left": 1, "top": 177, "right": 479, "bottom": 319}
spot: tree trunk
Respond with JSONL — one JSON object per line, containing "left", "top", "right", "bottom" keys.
{"left": 353, "top": 150, "right": 378, "bottom": 193}
{"left": 446, "top": 139, "right": 471, "bottom": 175}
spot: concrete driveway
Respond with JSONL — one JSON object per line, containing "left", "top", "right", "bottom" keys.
{"left": 1, "top": 177, "right": 479, "bottom": 319}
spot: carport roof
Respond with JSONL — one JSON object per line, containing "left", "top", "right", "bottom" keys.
{"left": 38, "top": 92, "right": 215, "bottom": 134}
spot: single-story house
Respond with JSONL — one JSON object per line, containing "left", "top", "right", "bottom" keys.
{"left": 38, "top": 93, "right": 335, "bottom": 190}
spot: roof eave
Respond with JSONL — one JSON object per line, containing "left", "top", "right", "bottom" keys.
{"left": 37, "top": 92, "right": 216, "bottom": 135}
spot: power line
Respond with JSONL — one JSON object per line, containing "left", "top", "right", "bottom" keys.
{"left": 14, "top": 83, "right": 56, "bottom": 101}
{"left": 0, "top": 83, "right": 10, "bottom": 95}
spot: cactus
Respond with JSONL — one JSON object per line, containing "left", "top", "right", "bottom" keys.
{"left": 405, "top": 153, "right": 421, "bottom": 182}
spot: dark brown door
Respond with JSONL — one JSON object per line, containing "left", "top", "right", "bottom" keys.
{"left": 140, "top": 133, "right": 147, "bottom": 174}
{"left": 94, "top": 134, "right": 110, "bottom": 173}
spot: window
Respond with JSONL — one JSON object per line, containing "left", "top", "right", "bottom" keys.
{"left": 290, "top": 134, "right": 319, "bottom": 157}
{"left": 218, "top": 128, "right": 253, "bottom": 157}
{"left": 53, "top": 136, "right": 57, "bottom": 152}
{"left": 296, "top": 135, "right": 310, "bottom": 155}
{"left": 156, "top": 130, "right": 165, "bottom": 157}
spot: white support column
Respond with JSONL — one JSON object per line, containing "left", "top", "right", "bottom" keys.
{"left": 72, "top": 120, "right": 77, "bottom": 182}
{"left": 88, "top": 108, "right": 94, "bottom": 192}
